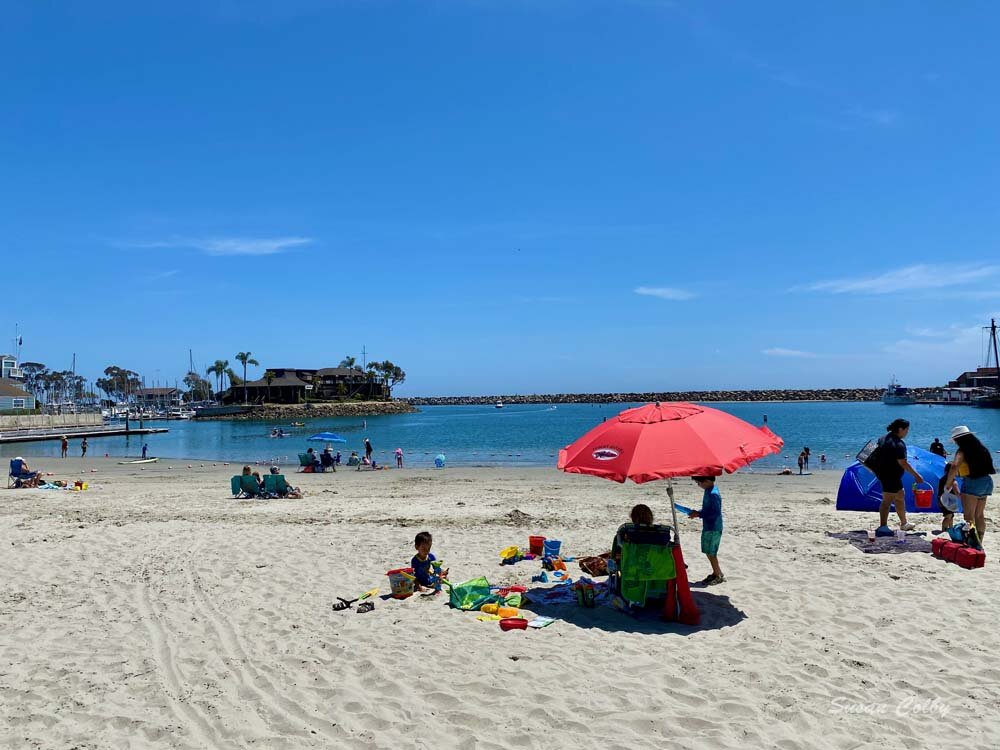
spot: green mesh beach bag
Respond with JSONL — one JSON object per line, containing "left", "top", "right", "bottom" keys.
{"left": 447, "top": 576, "right": 494, "bottom": 611}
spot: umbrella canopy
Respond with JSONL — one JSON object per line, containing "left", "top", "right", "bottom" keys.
{"left": 836, "top": 446, "right": 954, "bottom": 513}
{"left": 308, "top": 432, "right": 347, "bottom": 443}
{"left": 557, "top": 402, "right": 783, "bottom": 483}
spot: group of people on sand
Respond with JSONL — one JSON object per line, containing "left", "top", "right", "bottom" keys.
{"left": 241, "top": 465, "right": 302, "bottom": 498}
{"left": 873, "top": 419, "right": 994, "bottom": 538}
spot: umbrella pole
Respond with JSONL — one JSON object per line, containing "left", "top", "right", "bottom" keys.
{"left": 666, "top": 478, "right": 681, "bottom": 546}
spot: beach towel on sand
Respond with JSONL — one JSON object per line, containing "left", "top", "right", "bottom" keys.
{"left": 826, "top": 531, "right": 932, "bottom": 554}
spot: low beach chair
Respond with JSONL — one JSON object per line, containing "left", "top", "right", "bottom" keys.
{"left": 263, "top": 473, "right": 290, "bottom": 497}
{"left": 8, "top": 459, "right": 39, "bottom": 489}
{"left": 232, "top": 474, "right": 264, "bottom": 498}
{"left": 609, "top": 523, "right": 676, "bottom": 608}
{"left": 230, "top": 475, "right": 242, "bottom": 497}
{"left": 297, "top": 453, "right": 314, "bottom": 472}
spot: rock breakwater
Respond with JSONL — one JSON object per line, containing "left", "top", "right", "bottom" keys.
{"left": 404, "top": 388, "right": 938, "bottom": 406}
{"left": 195, "top": 401, "right": 416, "bottom": 421}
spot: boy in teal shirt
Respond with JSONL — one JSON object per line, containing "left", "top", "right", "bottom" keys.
{"left": 689, "top": 476, "right": 725, "bottom": 585}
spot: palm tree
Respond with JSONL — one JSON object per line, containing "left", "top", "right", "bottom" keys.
{"left": 206, "top": 360, "right": 228, "bottom": 396}
{"left": 339, "top": 355, "right": 356, "bottom": 369}
{"left": 263, "top": 370, "right": 276, "bottom": 402}
{"left": 235, "top": 352, "right": 259, "bottom": 404}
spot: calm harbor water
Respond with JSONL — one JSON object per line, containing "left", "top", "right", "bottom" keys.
{"left": 6, "top": 402, "right": 1000, "bottom": 471}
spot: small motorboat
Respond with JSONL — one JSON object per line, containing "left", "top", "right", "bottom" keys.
{"left": 495, "top": 400, "right": 504, "bottom": 409}
{"left": 291, "top": 422, "right": 305, "bottom": 427}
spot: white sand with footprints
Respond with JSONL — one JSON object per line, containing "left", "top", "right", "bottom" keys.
{"left": 1, "top": 456, "right": 998, "bottom": 749}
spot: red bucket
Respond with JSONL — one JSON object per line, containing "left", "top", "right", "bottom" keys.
{"left": 386, "top": 568, "right": 415, "bottom": 599}
{"left": 528, "top": 535, "right": 546, "bottom": 556}
{"left": 913, "top": 482, "right": 933, "bottom": 509}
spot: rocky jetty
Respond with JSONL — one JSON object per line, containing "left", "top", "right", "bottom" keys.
{"left": 404, "top": 388, "right": 938, "bottom": 406}
{"left": 195, "top": 400, "right": 416, "bottom": 421}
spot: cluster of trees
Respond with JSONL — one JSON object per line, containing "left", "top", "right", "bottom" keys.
{"left": 20, "top": 363, "right": 92, "bottom": 404}
{"left": 21, "top": 351, "right": 406, "bottom": 407}
{"left": 366, "top": 360, "right": 406, "bottom": 390}
{"left": 338, "top": 355, "right": 406, "bottom": 389}
{"left": 95, "top": 366, "right": 141, "bottom": 403}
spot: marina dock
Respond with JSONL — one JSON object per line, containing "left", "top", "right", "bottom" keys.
{"left": 0, "top": 425, "right": 168, "bottom": 444}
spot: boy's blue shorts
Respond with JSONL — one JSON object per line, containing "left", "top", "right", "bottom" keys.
{"left": 701, "top": 530, "right": 722, "bottom": 556}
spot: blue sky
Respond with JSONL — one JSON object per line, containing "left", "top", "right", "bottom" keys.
{"left": 4, "top": 1, "right": 999, "bottom": 396}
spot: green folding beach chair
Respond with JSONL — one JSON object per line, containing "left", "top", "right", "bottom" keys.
{"left": 230, "top": 475, "right": 242, "bottom": 497}
{"left": 297, "top": 453, "right": 313, "bottom": 472}
{"left": 239, "top": 475, "right": 264, "bottom": 498}
{"left": 263, "top": 473, "right": 289, "bottom": 497}
{"left": 610, "top": 524, "right": 676, "bottom": 607}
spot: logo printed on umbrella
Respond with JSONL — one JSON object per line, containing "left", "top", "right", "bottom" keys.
{"left": 592, "top": 446, "right": 621, "bottom": 461}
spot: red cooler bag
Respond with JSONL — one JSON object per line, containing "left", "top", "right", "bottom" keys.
{"left": 941, "top": 542, "right": 963, "bottom": 562}
{"left": 955, "top": 547, "right": 986, "bottom": 569}
{"left": 931, "top": 537, "right": 948, "bottom": 558}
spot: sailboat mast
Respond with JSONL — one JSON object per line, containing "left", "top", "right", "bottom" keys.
{"left": 992, "top": 318, "right": 1000, "bottom": 389}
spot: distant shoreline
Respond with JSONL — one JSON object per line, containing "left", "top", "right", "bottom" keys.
{"left": 404, "top": 387, "right": 940, "bottom": 406}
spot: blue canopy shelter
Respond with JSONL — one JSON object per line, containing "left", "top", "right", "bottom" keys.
{"left": 308, "top": 432, "right": 347, "bottom": 444}
{"left": 836, "top": 446, "right": 959, "bottom": 513}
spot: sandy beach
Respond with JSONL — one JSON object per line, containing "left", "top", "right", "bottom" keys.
{"left": 1, "top": 456, "right": 998, "bottom": 749}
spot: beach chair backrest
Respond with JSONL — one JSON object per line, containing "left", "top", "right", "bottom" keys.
{"left": 298, "top": 453, "right": 312, "bottom": 466}
{"left": 614, "top": 523, "right": 676, "bottom": 607}
{"left": 263, "top": 474, "right": 277, "bottom": 494}
{"left": 10, "top": 459, "right": 24, "bottom": 476}
{"left": 231, "top": 476, "right": 242, "bottom": 496}
{"left": 240, "top": 475, "right": 261, "bottom": 496}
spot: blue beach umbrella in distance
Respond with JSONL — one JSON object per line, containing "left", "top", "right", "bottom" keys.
{"left": 308, "top": 432, "right": 348, "bottom": 444}
{"left": 836, "top": 446, "right": 953, "bottom": 514}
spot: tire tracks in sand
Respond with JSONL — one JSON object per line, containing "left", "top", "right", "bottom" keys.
{"left": 133, "top": 572, "right": 232, "bottom": 749}
{"left": 181, "top": 539, "right": 342, "bottom": 743}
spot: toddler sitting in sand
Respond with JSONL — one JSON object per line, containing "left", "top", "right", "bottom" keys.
{"left": 411, "top": 531, "right": 449, "bottom": 593}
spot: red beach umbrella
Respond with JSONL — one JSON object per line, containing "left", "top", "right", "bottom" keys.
{"left": 557, "top": 402, "right": 782, "bottom": 626}
{"left": 558, "top": 402, "right": 783, "bottom": 484}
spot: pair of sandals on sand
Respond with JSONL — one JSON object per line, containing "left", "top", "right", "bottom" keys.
{"left": 333, "top": 597, "right": 374, "bottom": 613}
{"left": 699, "top": 574, "right": 726, "bottom": 586}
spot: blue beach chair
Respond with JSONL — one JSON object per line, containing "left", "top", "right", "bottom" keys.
{"left": 8, "top": 459, "right": 39, "bottom": 488}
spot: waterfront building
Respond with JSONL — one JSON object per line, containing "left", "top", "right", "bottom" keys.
{"left": 0, "top": 379, "right": 35, "bottom": 410}
{"left": 221, "top": 367, "right": 387, "bottom": 404}
{"left": 135, "top": 387, "right": 182, "bottom": 411}
{"left": 948, "top": 367, "right": 999, "bottom": 388}
{"left": 0, "top": 354, "right": 23, "bottom": 381}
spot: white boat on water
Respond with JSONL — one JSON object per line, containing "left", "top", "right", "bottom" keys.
{"left": 882, "top": 377, "right": 916, "bottom": 405}
{"left": 495, "top": 400, "right": 504, "bottom": 409}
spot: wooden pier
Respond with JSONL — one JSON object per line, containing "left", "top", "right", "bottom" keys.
{"left": 0, "top": 425, "right": 168, "bottom": 444}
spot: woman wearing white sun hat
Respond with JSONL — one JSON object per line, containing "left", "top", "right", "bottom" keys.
{"left": 944, "top": 425, "right": 995, "bottom": 540}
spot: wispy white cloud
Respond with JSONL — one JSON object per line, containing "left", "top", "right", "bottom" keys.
{"left": 796, "top": 264, "right": 1000, "bottom": 295}
{"left": 883, "top": 320, "right": 994, "bottom": 360}
{"left": 904, "top": 326, "right": 952, "bottom": 338}
{"left": 634, "top": 286, "right": 696, "bottom": 301}
{"left": 144, "top": 269, "right": 180, "bottom": 281}
{"left": 122, "top": 236, "right": 313, "bottom": 256}
{"left": 194, "top": 237, "right": 313, "bottom": 256}
{"left": 852, "top": 107, "right": 899, "bottom": 127}
{"left": 762, "top": 348, "right": 818, "bottom": 359}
